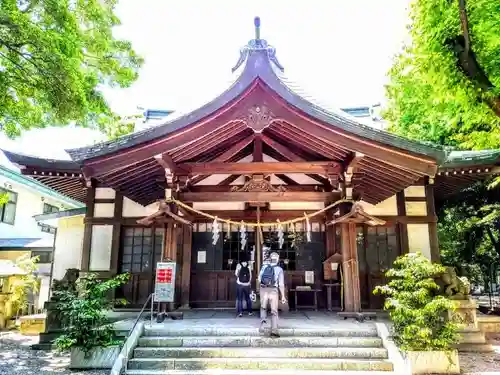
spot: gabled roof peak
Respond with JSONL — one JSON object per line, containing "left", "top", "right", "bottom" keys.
{"left": 232, "top": 17, "right": 284, "bottom": 73}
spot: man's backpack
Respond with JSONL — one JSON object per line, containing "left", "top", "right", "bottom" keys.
{"left": 238, "top": 263, "right": 250, "bottom": 284}
{"left": 260, "top": 264, "right": 276, "bottom": 287}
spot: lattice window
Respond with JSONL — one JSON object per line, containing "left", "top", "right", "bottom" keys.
{"left": 120, "top": 227, "right": 164, "bottom": 273}
{"left": 222, "top": 223, "right": 255, "bottom": 271}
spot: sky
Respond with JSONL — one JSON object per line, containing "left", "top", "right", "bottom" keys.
{"left": 0, "top": 0, "right": 412, "bottom": 165}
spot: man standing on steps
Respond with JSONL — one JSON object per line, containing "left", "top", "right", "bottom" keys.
{"left": 259, "top": 251, "right": 287, "bottom": 338}
{"left": 235, "top": 254, "right": 253, "bottom": 317}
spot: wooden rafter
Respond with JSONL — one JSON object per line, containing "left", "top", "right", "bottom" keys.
{"left": 261, "top": 134, "right": 303, "bottom": 162}
{"left": 172, "top": 122, "right": 248, "bottom": 162}
{"left": 275, "top": 174, "right": 299, "bottom": 185}
{"left": 217, "top": 175, "right": 241, "bottom": 186}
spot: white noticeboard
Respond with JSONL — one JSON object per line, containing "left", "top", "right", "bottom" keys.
{"left": 154, "top": 262, "right": 176, "bottom": 303}
{"left": 305, "top": 271, "right": 315, "bottom": 285}
{"left": 197, "top": 251, "right": 206, "bottom": 264}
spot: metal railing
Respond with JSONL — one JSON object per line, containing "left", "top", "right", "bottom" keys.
{"left": 123, "top": 293, "right": 155, "bottom": 373}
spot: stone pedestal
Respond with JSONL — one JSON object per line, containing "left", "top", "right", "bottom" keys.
{"left": 449, "top": 299, "right": 492, "bottom": 352}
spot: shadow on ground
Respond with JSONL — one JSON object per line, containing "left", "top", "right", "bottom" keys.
{"left": 0, "top": 332, "right": 107, "bottom": 375}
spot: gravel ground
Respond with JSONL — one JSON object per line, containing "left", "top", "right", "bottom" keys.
{"left": 3, "top": 330, "right": 500, "bottom": 374}
{"left": 460, "top": 334, "right": 500, "bottom": 375}
{"left": 0, "top": 332, "right": 107, "bottom": 375}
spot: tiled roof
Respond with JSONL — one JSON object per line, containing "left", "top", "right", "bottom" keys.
{"left": 441, "top": 150, "right": 500, "bottom": 169}
{"left": 0, "top": 238, "right": 54, "bottom": 249}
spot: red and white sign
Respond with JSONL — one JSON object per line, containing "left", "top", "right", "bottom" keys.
{"left": 154, "top": 262, "right": 176, "bottom": 302}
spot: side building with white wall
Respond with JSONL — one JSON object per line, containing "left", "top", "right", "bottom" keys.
{"left": 0, "top": 162, "right": 84, "bottom": 310}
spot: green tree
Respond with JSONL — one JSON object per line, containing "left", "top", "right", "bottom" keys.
{"left": 384, "top": 0, "right": 500, "bottom": 150}
{"left": 10, "top": 254, "right": 40, "bottom": 314}
{"left": 374, "top": 252, "right": 459, "bottom": 351}
{"left": 0, "top": 0, "right": 143, "bottom": 137}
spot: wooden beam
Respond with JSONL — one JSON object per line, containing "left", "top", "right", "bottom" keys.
{"left": 344, "top": 152, "right": 364, "bottom": 174}
{"left": 179, "top": 161, "right": 339, "bottom": 175}
{"left": 154, "top": 153, "right": 181, "bottom": 173}
{"left": 253, "top": 134, "right": 263, "bottom": 162}
{"left": 179, "top": 191, "right": 333, "bottom": 202}
{"left": 187, "top": 184, "right": 323, "bottom": 192}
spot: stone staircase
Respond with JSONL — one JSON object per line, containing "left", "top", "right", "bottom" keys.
{"left": 123, "top": 322, "right": 395, "bottom": 374}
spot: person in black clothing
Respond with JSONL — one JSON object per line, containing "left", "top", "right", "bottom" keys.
{"left": 235, "top": 254, "right": 253, "bottom": 317}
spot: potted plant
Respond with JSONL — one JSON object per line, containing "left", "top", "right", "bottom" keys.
{"left": 54, "top": 272, "right": 129, "bottom": 369}
{"left": 374, "top": 252, "right": 460, "bottom": 374}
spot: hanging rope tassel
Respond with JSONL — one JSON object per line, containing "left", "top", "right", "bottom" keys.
{"left": 304, "top": 212, "right": 311, "bottom": 243}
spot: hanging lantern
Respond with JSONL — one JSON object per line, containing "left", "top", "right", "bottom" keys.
{"left": 304, "top": 213, "right": 312, "bottom": 243}
{"left": 240, "top": 221, "right": 247, "bottom": 250}
{"left": 212, "top": 217, "right": 220, "bottom": 245}
{"left": 277, "top": 219, "right": 284, "bottom": 249}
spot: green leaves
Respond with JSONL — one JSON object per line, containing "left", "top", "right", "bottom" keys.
{"left": 54, "top": 272, "right": 129, "bottom": 354}
{"left": 0, "top": 0, "right": 143, "bottom": 137}
{"left": 10, "top": 254, "right": 40, "bottom": 313}
{"left": 374, "top": 252, "right": 460, "bottom": 351}
{"left": 384, "top": 0, "right": 500, "bottom": 150}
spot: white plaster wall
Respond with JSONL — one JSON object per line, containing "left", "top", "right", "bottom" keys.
{"left": 94, "top": 203, "right": 115, "bottom": 217}
{"left": 52, "top": 215, "right": 84, "bottom": 280}
{"left": 122, "top": 197, "right": 159, "bottom": 217}
{"left": 89, "top": 224, "right": 113, "bottom": 271}
{"left": 0, "top": 175, "right": 80, "bottom": 240}
{"left": 405, "top": 201, "right": 428, "bottom": 216}
{"left": 359, "top": 195, "right": 398, "bottom": 216}
{"left": 94, "top": 187, "right": 116, "bottom": 199}
{"left": 407, "top": 223, "right": 432, "bottom": 259}
{"left": 404, "top": 185, "right": 426, "bottom": 197}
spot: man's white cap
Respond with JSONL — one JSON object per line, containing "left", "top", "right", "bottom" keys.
{"left": 270, "top": 252, "right": 279, "bottom": 260}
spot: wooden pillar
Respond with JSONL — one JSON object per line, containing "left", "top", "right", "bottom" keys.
{"left": 81, "top": 181, "right": 96, "bottom": 271}
{"left": 396, "top": 191, "right": 409, "bottom": 254}
{"left": 341, "top": 222, "right": 361, "bottom": 312}
{"left": 325, "top": 211, "right": 336, "bottom": 257}
{"left": 180, "top": 224, "right": 192, "bottom": 308}
{"left": 426, "top": 180, "right": 440, "bottom": 262}
{"left": 110, "top": 191, "right": 123, "bottom": 275}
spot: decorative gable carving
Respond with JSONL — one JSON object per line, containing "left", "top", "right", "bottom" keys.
{"left": 244, "top": 106, "right": 275, "bottom": 133}
{"left": 231, "top": 174, "right": 285, "bottom": 193}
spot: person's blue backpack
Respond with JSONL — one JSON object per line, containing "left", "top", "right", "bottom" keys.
{"left": 260, "top": 264, "right": 276, "bottom": 287}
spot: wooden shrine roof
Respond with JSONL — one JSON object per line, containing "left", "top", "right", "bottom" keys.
{"left": 2, "top": 19, "right": 499, "bottom": 206}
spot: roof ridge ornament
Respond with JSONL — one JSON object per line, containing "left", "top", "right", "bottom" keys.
{"left": 231, "top": 17, "right": 285, "bottom": 73}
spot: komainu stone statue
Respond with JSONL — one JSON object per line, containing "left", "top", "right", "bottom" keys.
{"left": 440, "top": 266, "right": 471, "bottom": 300}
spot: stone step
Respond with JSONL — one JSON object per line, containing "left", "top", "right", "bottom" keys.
{"left": 126, "top": 370, "right": 394, "bottom": 375}
{"left": 138, "top": 336, "right": 383, "bottom": 348}
{"left": 143, "top": 326, "right": 379, "bottom": 338}
{"left": 133, "top": 347, "right": 388, "bottom": 359}
{"left": 127, "top": 358, "right": 394, "bottom": 371}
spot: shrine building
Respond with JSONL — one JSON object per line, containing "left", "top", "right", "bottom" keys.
{"left": 4, "top": 18, "right": 500, "bottom": 312}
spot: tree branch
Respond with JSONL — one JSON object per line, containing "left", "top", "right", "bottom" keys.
{"left": 458, "top": 0, "right": 471, "bottom": 54}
